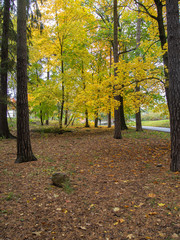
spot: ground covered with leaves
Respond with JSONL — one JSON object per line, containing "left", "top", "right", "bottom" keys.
{"left": 0, "top": 127, "right": 179, "bottom": 240}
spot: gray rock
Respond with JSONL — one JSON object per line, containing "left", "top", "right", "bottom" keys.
{"left": 52, "top": 173, "right": 69, "bottom": 187}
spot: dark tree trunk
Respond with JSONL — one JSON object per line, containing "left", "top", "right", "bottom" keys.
{"left": 46, "top": 119, "right": 49, "bottom": 125}
{"left": 64, "top": 109, "right": 68, "bottom": 125}
{"left": 136, "top": 0, "right": 170, "bottom": 111}
{"left": 108, "top": 112, "right": 111, "bottom": 128}
{"left": 120, "top": 95, "right": 128, "bottom": 130}
{"left": 85, "top": 109, "right": 90, "bottom": 127}
{"left": 136, "top": 108, "right": 143, "bottom": 131}
{"left": 59, "top": 45, "right": 64, "bottom": 129}
{"left": 113, "top": 0, "right": 122, "bottom": 139}
{"left": 154, "top": 0, "right": 170, "bottom": 110}
{"left": 166, "top": 0, "right": 180, "bottom": 172}
{"left": 108, "top": 46, "right": 112, "bottom": 128}
{"left": 135, "top": 7, "right": 143, "bottom": 131}
{"left": 94, "top": 112, "right": 98, "bottom": 128}
{"left": 59, "top": 59, "right": 64, "bottom": 129}
{"left": 71, "top": 117, "right": 75, "bottom": 126}
{"left": 0, "top": 0, "right": 13, "bottom": 139}
{"left": 15, "top": 0, "right": 37, "bottom": 163}
{"left": 40, "top": 108, "right": 43, "bottom": 126}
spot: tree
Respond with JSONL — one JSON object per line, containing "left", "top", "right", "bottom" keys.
{"left": 113, "top": 0, "right": 122, "bottom": 139}
{"left": 0, "top": 0, "right": 13, "bottom": 139}
{"left": 135, "top": 0, "right": 170, "bottom": 110}
{"left": 135, "top": 4, "right": 143, "bottom": 131}
{"left": 166, "top": 0, "right": 180, "bottom": 172}
{"left": 15, "top": 0, "right": 37, "bottom": 163}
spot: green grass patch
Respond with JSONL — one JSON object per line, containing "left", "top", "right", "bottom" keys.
{"left": 129, "top": 119, "right": 170, "bottom": 128}
{"left": 123, "top": 129, "right": 170, "bottom": 140}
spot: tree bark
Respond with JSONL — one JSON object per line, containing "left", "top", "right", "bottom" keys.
{"left": 166, "top": 0, "right": 180, "bottom": 172}
{"left": 108, "top": 112, "right": 111, "bottom": 128}
{"left": 120, "top": 95, "right": 128, "bottom": 130}
{"left": 135, "top": 5, "right": 143, "bottom": 131}
{"left": 0, "top": 0, "right": 13, "bottom": 139}
{"left": 15, "top": 0, "right": 37, "bottom": 163}
{"left": 59, "top": 57, "right": 64, "bottom": 129}
{"left": 113, "top": 0, "right": 122, "bottom": 139}
{"left": 94, "top": 112, "right": 98, "bottom": 128}
{"left": 154, "top": 0, "right": 170, "bottom": 111}
{"left": 64, "top": 109, "right": 68, "bottom": 125}
{"left": 85, "top": 109, "right": 90, "bottom": 127}
{"left": 40, "top": 109, "right": 43, "bottom": 126}
{"left": 108, "top": 47, "right": 112, "bottom": 128}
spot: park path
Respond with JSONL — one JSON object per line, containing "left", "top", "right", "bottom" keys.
{"left": 139, "top": 126, "right": 170, "bottom": 132}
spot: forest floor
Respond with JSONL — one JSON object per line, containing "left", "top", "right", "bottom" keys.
{"left": 0, "top": 127, "right": 179, "bottom": 240}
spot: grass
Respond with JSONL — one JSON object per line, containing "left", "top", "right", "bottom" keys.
{"left": 142, "top": 119, "right": 170, "bottom": 128}
{"left": 129, "top": 119, "right": 170, "bottom": 128}
{"left": 123, "top": 128, "right": 170, "bottom": 140}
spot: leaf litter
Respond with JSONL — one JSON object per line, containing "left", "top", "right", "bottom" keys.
{"left": 0, "top": 127, "right": 179, "bottom": 240}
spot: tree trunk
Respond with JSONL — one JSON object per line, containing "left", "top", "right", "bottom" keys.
{"left": 0, "top": 0, "right": 13, "bottom": 139}
{"left": 137, "top": 0, "right": 170, "bottom": 111}
{"left": 85, "top": 109, "right": 90, "bottom": 127}
{"left": 94, "top": 112, "right": 98, "bottom": 128}
{"left": 108, "top": 47, "right": 112, "bottom": 128}
{"left": 64, "top": 109, "right": 68, "bottom": 125}
{"left": 120, "top": 95, "right": 128, "bottom": 130}
{"left": 15, "top": 0, "right": 37, "bottom": 163}
{"left": 166, "top": 0, "right": 180, "bottom": 172}
{"left": 135, "top": 6, "right": 143, "bottom": 131}
{"left": 154, "top": 0, "right": 170, "bottom": 110}
{"left": 108, "top": 112, "right": 111, "bottom": 128}
{"left": 71, "top": 117, "right": 75, "bottom": 126}
{"left": 40, "top": 107, "right": 43, "bottom": 126}
{"left": 113, "top": 0, "right": 122, "bottom": 139}
{"left": 59, "top": 58, "right": 64, "bottom": 129}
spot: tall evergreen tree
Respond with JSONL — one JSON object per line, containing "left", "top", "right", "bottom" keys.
{"left": 0, "top": 0, "right": 13, "bottom": 139}
{"left": 166, "top": 0, "right": 180, "bottom": 172}
{"left": 15, "top": 0, "right": 37, "bottom": 163}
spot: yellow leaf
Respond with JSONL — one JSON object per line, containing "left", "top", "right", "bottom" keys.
{"left": 113, "top": 221, "right": 119, "bottom": 226}
{"left": 148, "top": 193, "right": 156, "bottom": 198}
{"left": 149, "top": 212, "right": 157, "bottom": 215}
{"left": 158, "top": 203, "right": 165, "bottom": 207}
{"left": 118, "top": 218, "right": 125, "bottom": 223}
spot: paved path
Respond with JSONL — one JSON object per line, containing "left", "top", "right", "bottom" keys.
{"left": 140, "top": 126, "right": 170, "bottom": 133}
{"left": 100, "top": 122, "right": 170, "bottom": 133}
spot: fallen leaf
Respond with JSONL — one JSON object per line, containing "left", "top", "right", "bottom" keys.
{"left": 158, "top": 232, "right": 166, "bottom": 237}
{"left": 158, "top": 203, "right": 165, "bottom": 207}
{"left": 79, "top": 226, "right": 86, "bottom": 230}
{"left": 113, "top": 207, "right": 120, "bottom": 212}
{"left": 56, "top": 208, "right": 62, "bottom": 211}
{"left": 32, "top": 231, "right": 42, "bottom": 236}
{"left": 113, "top": 221, "right": 118, "bottom": 226}
{"left": 148, "top": 193, "right": 156, "bottom": 198}
{"left": 118, "top": 218, "right": 125, "bottom": 223}
{"left": 149, "top": 212, "right": 157, "bottom": 215}
{"left": 127, "top": 234, "right": 134, "bottom": 239}
{"left": 54, "top": 194, "right": 59, "bottom": 198}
